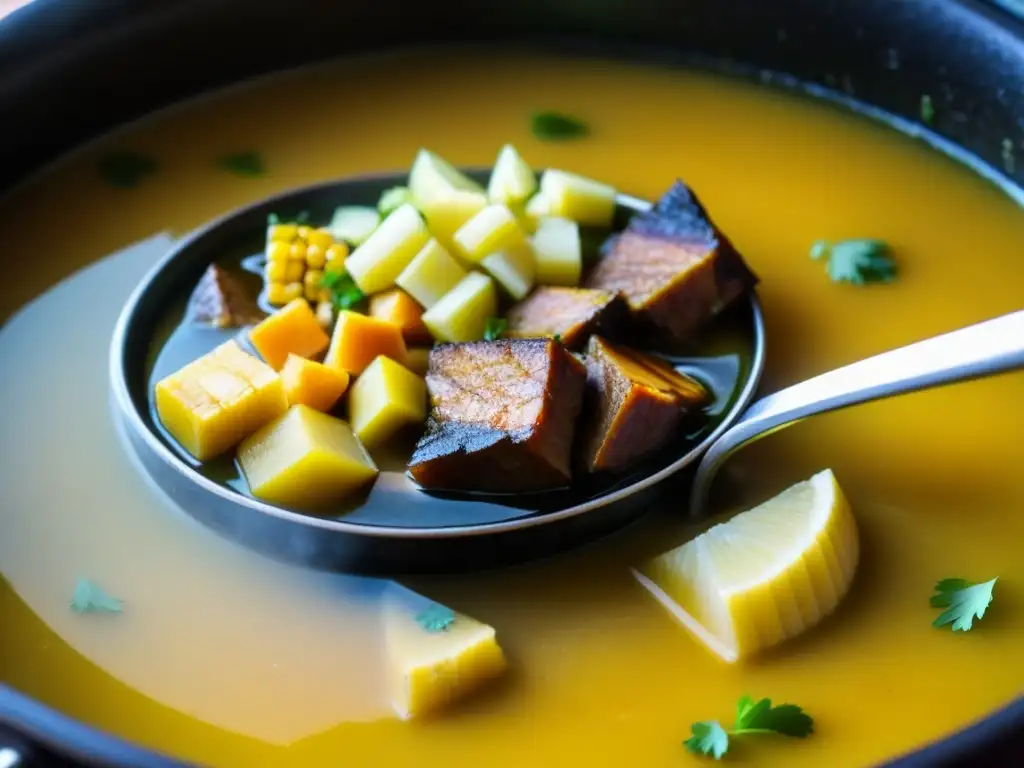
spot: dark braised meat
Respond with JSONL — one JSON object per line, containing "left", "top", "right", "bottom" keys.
{"left": 583, "top": 180, "right": 757, "bottom": 342}
{"left": 187, "top": 264, "right": 266, "bottom": 328}
{"left": 581, "top": 336, "right": 711, "bottom": 473}
{"left": 505, "top": 286, "right": 627, "bottom": 349}
{"left": 408, "top": 338, "right": 587, "bottom": 493}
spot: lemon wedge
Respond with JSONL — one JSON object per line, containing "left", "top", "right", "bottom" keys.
{"left": 634, "top": 469, "right": 859, "bottom": 662}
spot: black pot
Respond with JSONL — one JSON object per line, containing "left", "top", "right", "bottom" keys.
{"left": 0, "top": 0, "right": 1021, "bottom": 765}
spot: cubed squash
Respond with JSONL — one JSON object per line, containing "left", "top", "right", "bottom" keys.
{"left": 481, "top": 242, "right": 536, "bottom": 300}
{"left": 343, "top": 204, "right": 429, "bottom": 295}
{"left": 404, "top": 347, "right": 431, "bottom": 376}
{"left": 369, "top": 288, "right": 431, "bottom": 344}
{"left": 421, "top": 272, "right": 498, "bottom": 342}
{"left": 532, "top": 216, "right": 582, "bottom": 286}
{"left": 323, "top": 310, "right": 408, "bottom": 375}
{"left": 154, "top": 340, "right": 287, "bottom": 461}
{"left": 452, "top": 204, "right": 527, "bottom": 263}
{"left": 348, "top": 355, "right": 427, "bottom": 447}
{"left": 395, "top": 238, "right": 467, "bottom": 309}
{"left": 248, "top": 298, "right": 331, "bottom": 370}
{"left": 539, "top": 169, "right": 617, "bottom": 227}
{"left": 419, "top": 191, "right": 489, "bottom": 254}
{"left": 238, "top": 405, "right": 378, "bottom": 507}
{"left": 280, "top": 354, "right": 350, "bottom": 412}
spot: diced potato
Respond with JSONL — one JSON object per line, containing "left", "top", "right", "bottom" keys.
{"left": 369, "top": 288, "right": 431, "bottom": 344}
{"left": 324, "top": 310, "right": 408, "bottom": 375}
{"left": 519, "top": 192, "right": 552, "bottom": 234}
{"left": 344, "top": 204, "right": 429, "bottom": 295}
{"left": 238, "top": 405, "right": 378, "bottom": 507}
{"left": 404, "top": 347, "right": 431, "bottom": 376}
{"left": 281, "top": 354, "right": 350, "bottom": 412}
{"left": 421, "top": 272, "right": 498, "bottom": 342}
{"left": 539, "top": 169, "right": 617, "bottom": 227}
{"left": 378, "top": 186, "right": 413, "bottom": 217}
{"left": 395, "top": 239, "right": 468, "bottom": 309}
{"left": 348, "top": 355, "right": 427, "bottom": 447}
{"left": 452, "top": 204, "right": 527, "bottom": 263}
{"left": 248, "top": 298, "right": 331, "bottom": 371}
{"left": 487, "top": 144, "right": 537, "bottom": 207}
{"left": 419, "top": 191, "right": 489, "bottom": 253}
{"left": 329, "top": 206, "right": 381, "bottom": 246}
{"left": 154, "top": 340, "right": 287, "bottom": 461}
{"left": 408, "top": 148, "right": 485, "bottom": 207}
{"left": 532, "top": 216, "right": 582, "bottom": 286}
{"left": 383, "top": 584, "right": 507, "bottom": 720}
{"left": 481, "top": 242, "right": 536, "bottom": 300}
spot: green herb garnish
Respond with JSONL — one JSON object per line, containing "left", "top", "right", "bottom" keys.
{"left": 267, "top": 212, "right": 281, "bottom": 226}
{"left": 483, "top": 317, "right": 508, "bottom": 341}
{"left": 553, "top": 333, "right": 562, "bottom": 344}
{"left": 920, "top": 94, "right": 934, "bottom": 124}
{"left": 931, "top": 577, "right": 997, "bottom": 631}
{"left": 97, "top": 151, "right": 158, "bottom": 189}
{"left": 218, "top": 150, "right": 265, "bottom": 177}
{"left": 810, "top": 239, "right": 897, "bottom": 285}
{"left": 1002, "top": 138, "right": 1016, "bottom": 174}
{"left": 378, "top": 186, "right": 413, "bottom": 217}
{"left": 415, "top": 603, "right": 456, "bottom": 633}
{"left": 685, "top": 696, "right": 814, "bottom": 760}
{"left": 70, "top": 579, "right": 123, "bottom": 614}
{"left": 321, "top": 270, "right": 365, "bottom": 310}
{"left": 530, "top": 111, "right": 589, "bottom": 141}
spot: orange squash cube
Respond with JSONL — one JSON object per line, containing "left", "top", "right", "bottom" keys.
{"left": 323, "top": 310, "right": 408, "bottom": 375}
{"left": 280, "top": 354, "right": 350, "bottom": 412}
{"left": 369, "top": 288, "right": 431, "bottom": 344}
{"left": 248, "top": 298, "right": 331, "bottom": 370}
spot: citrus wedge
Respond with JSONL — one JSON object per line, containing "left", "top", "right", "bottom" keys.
{"left": 634, "top": 469, "right": 859, "bottom": 662}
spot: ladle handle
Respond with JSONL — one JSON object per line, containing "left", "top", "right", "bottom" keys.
{"left": 690, "top": 310, "right": 1024, "bottom": 516}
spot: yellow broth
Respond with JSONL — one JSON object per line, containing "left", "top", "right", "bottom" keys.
{"left": 1, "top": 50, "right": 1023, "bottom": 767}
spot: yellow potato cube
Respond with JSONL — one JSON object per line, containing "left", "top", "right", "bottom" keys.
{"left": 344, "top": 204, "right": 429, "bottom": 295}
{"left": 481, "top": 242, "right": 536, "bottom": 300}
{"left": 452, "top": 204, "right": 526, "bottom": 263}
{"left": 487, "top": 144, "right": 537, "bottom": 207}
{"left": 154, "top": 340, "right": 287, "bottom": 461}
{"left": 418, "top": 190, "right": 489, "bottom": 254}
{"left": 421, "top": 272, "right": 498, "bottom": 342}
{"left": 238, "top": 404, "right": 378, "bottom": 507}
{"left": 531, "top": 216, "right": 582, "bottom": 286}
{"left": 281, "top": 354, "right": 350, "bottom": 412}
{"left": 248, "top": 298, "right": 331, "bottom": 371}
{"left": 539, "top": 169, "right": 617, "bottom": 227}
{"left": 395, "top": 238, "right": 468, "bottom": 309}
{"left": 348, "top": 355, "right": 426, "bottom": 447}
{"left": 383, "top": 584, "right": 507, "bottom": 720}
{"left": 408, "top": 148, "right": 485, "bottom": 205}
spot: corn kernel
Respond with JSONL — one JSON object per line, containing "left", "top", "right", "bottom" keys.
{"left": 317, "top": 288, "right": 333, "bottom": 303}
{"left": 285, "top": 261, "right": 305, "bottom": 283}
{"left": 306, "top": 243, "right": 326, "bottom": 269}
{"left": 266, "top": 282, "right": 291, "bottom": 306}
{"left": 266, "top": 240, "right": 291, "bottom": 263}
{"left": 326, "top": 243, "right": 349, "bottom": 265}
{"left": 316, "top": 301, "right": 335, "bottom": 329}
{"left": 297, "top": 225, "right": 313, "bottom": 241}
{"left": 268, "top": 223, "right": 298, "bottom": 242}
{"left": 266, "top": 261, "right": 288, "bottom": 282}
{"left": 305, "top": 269, "right": 324, "bottom": 290}
{"left": 289, "top": 241, "right": 308, "bottom": 262}
{"left": 283, "top": 282, "right": 304, "bottom": 302}
{"left": 307, "top": 228, "right": 335, "bottom": 250}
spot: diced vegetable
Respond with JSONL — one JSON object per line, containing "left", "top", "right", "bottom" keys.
{"left": 452, "top": 204, "right": 527, "bottom": 263}
{"left": 280, "top": 354, "right": 350, "bottom": 412}
{"left": 266, "top": 282, "right": 303, "bottom": 306}
{"left": 404, "top": 347, "right": 431, "bottom": 376}
{"left": 369, "top": 288, "right": 431, "bottom": 343}
{"left": 348, "top": 355, "right": 427, "bottom": 447}
{"left": 248, "top": 298, "right": 331, "bottom": 371}
{"left": 395, "top": 238, "right": 468, "bottom": 309}
{"left": 324, "top": 310, "right": 408, "bottom": 375}
{"left": 154, "top": 340, "right": 287, "bottom": 461}
{"left": 329, "top": 206, "right": 381, "bottom": 246}
{"left": 264, "top": 222, "right": 345, "bottom": 307}
{"left": 418, "top": 191, "right": 489, "bottom": 253}
{"left": 532, "top": 216, "right": 582, "bottom": 286}
{"left": 421, "top": 271, "right": 498, "bottom": 342}
{"left": 539, "top": 169, "right": 617, "bottom": 227}
{"left": 481, "top": 243, "right": 536, "bottom": 300}
{"left": 487, "top": 144, "right": 537, "bottom": 208}
{"left": 518, "top": 192, "right": 552, "bottom": 234}
{"left": 237, "top": 404, "right": 378, "bottom": 507}
{"left": 408, "top": 148, "right": 485, "bottom": 206}
{"left": 343, "top": 204, "right": 430, "bottom": 295}
{"left": 378, "top": 186, "right": 413, "bottom": 217}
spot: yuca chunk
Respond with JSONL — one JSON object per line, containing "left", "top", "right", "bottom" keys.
{"left": 584, "top": 180, "right": 757, "bottom": 342}
{"left": 408, "top": 339, "right": 586, "bottom": 493}
{"left": 187, "top": 264, "right": 266, "bottom": 328}
{"left": 505, "top": 286, "right": 627, "bottom": 349}
{"left": 582, "top": 336, "right": 711, "bottom": 473}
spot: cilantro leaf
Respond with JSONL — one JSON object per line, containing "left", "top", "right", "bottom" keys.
{"left": 218, "top": 150, "right": 265, "bottom": 177}
{"left": 931, "top": 577, "right": 997, "bottom": 631}
{"left": 810, "top": 239, "right": 897, "bottom": 285}
{"left": 483, "top": 316, "right": 508, "bottom": 341}
{"left": 684, "top": 721, "right": 729, "bottom": 760}
{"left": 530, "top": 111, "right": 589, "bottom": 141}
{"left": 97, "top": 151, "right": 158, "bottom": 189}
{"left": 70, "top": 579, "right": 123, "bottom": 614}
{"left": 552, "top": 333, "right": 562, "bottom": 344}
{"left": 415, "top": 603, "right": 456, "bottom": 633}
{"left": 733, "top": 696, "right": 813, "bottom": 737}
{"left": 320, "top": 270, "right": 365, "bottom": 310}
{"left": 378, "top": 186, "right": 413, "bottom": 217}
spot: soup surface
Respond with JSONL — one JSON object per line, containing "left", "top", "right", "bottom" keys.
{"left": 1, "top": 49, "right": 1022, "bottom": 767}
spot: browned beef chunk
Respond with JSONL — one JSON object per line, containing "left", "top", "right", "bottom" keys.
{"left": 408, "top": 338, "right": 587, "bottom": 493}
{"left": 505, "top": 286, "right": 628, "bottom": 349}
{"left": 581, "top": 336, "right": 711, "bottom": 473}
{"left": 187, "top": 264, "right": 266, "bottom": 328}
{"left": 583, "top": 180, "right": 757, "bottom": 342}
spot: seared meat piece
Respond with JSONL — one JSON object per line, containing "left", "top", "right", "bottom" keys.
{"left": 505, "top": 286, "right": 628, "bottom": 349}
{"left": 581, "top": 336, "right": 711, "bottom": 473}
{"left": 408, "top": 339, "right": 587, "bottom": 493}
{"left": 583, "top": 180, "right": 757, "bottom": 342}
{"left": 187, "top": 264, "right": 266, "bottom": 328}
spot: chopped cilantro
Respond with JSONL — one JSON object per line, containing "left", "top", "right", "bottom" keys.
{"left": 685, "top": 722, "right": 729, "bottom": 760}
{"left": 920, "top": 94, "right": 935, "bottom": 125}
{"left": 218, "top": 150, "right": 265, "bottom": 177}
{"left": 483, "top": 317, "right": 508, "bottom": 341}
{"left": 685, "top": 696, "right": 813, "bottom": 760}
{"left": 530, "top": 111, "right": 589, "bottom": 141}
{"left": 97, "top": 151, "right": 158, "bottom": 189}
{"left": 70, "top": 579, "right": 123, "bottom": 614}
{"left": 320, "top": 270, "right": 365, "bottom": 310}
{"left": 415, "top": 603, "right": 456, "bottom": 633}
{"left": 267, "top": 212, "right": 281, "bottom": 226}
{"left": 552, "top": 333, "right": 562, "bottom": 344}
{"left": 931, "top": 577, "right": 998, "bottom": 631}
{"left": 810, "top": 239, "right": 897, "bottom": 285}
{"left": 378, "top": 186, "right": 413, "bottom": 217}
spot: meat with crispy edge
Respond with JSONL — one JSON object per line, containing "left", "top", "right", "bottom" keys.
{"left": 407, "top": 338, "right": 587, "bottom": 493}
{"left": 187, "top": 264, "right": 266, "bottom": 328}
{"left": 505, "top": 286, "right": 628, "bottom": 349}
